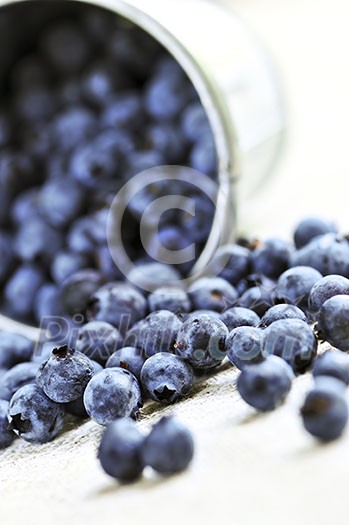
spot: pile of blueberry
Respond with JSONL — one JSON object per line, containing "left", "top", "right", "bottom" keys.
{"left": 0, "top": 215, "right": 348, "bottom": 482}
{"left": 0, "top": 6, "right": 217, "bottom": 326}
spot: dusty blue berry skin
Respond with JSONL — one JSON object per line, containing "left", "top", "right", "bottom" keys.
{"left": 65, "top": 360, "right": 103, "bottom": 418}
{"left": 273, "top": 266, "right": 322, "bottom": 310}
{"left": 125, "top": 310, "right": 182, "bottom": 357}
{"left": 312, "top": 351, "right": 349, "bottom": 385}
{"left": 220, "top": 307, "right": 260, "bottom": 332}
{"left": 263, "top": 319, "right": 317, "bottom": 374}
{"left": 36, "top": 346, "right": 94, "bottom": 403}
{"left": 294, "top": 217, "right": 337, "bottom": 249}
{"left": 237, "top": 285, "right": 274, "bottom": 317}
{"left": 291, "top": 234, "right": 349, "bottom": 277}
{"left": 0, "top": 400, "right": 15, "bottom": 448}
{"left": 237, "top": 355, "right": 294, "bottom": 411}
{"left": 51, "top": 251, "right": 89, "bottom": 284}
{"left": 87, "top": 283, "right": 147, "bottom": 334}
{"left": 98, "top": 418, "right": 145, "bottom": 483}
{"left": 300, "top": 377, "right": 348, "bottom": 441}
{"left": 4, "top": 265, "right": 45, "bottom": 320}
{"left": 34, "top": 283, "right": 64, "bottom": 322}
{"left": 148, "top": 287, "right": 191, "bottom": 314}
{"left": 259, "top": 304, "right": 308, "bottom": 327}
{"left": 174, "top": 313, "right": 228, "bottom": 369}
{"left": 127, "top": 262, "right": 182, "bottom": 293}
{"left": 76, "top": 321, "right": 123, "bottom": 364}
{"left": 226, "top": 327, "right": 264, "bottom": 370}
{"left": 52, "top": 106, "right": 95, "bottom": 152}
{"left": 318, "top": 295, "right": 349, "bottom": 351}
{"left": 0, "top": 333, "right": 34, "bottom": 370}
{"left": 142, "top": 416, "right": 194, "bottom": 474}
{"left": 14, "top": 217, "right": 63, "bottom": 263}
{"left": 106, "top": 347, "right": 145, "bottom": 380}
{"left": 8, "top": 384, "right": 65, "bottom": 443}
{"left": 60, "top": 269, "right": 103, "bottom": 316}
{"left": 0, "top": 362, "right": 39, "bottom": 401}
{"left": 38, "top": 178, "right": 85, "bottom": 228}
{"left": 188, "top": 277, "right": 238, "bottom": 313}
{"left": 251, "top": 238, "right": 293, "bottom": 279}
{"left": 140, "top": 353, "right": 193, "bottom": 403}
{"left": 83, "top": 368, "right": 142, "bottom": 426}
{"left": 308, "top": 275, "right": 349, "bottom": 315}
{"left": 207, "top": 244, "right": 251, "bottom": 285}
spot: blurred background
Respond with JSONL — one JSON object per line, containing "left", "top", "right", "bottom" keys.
{"left": 233, "top": 0, "right": 349, "bottom": 239}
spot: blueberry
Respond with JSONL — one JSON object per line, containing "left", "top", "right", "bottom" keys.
{"left": 94, "top": 245, "right": 124, "bottom": 281}
{"left": 0, "top": 400, "right": 15, "bottom": 448}
{"left": 259, "top": 304, "right": 308, "bottom": 327}
{"left": 41, "top": 21, "right": 90, "bottom": 73}
{"left": 317, "top": 295, "right": 349, "bottom": 351}
{"left": 34, "top": 283, "right": 64, "bottom": 323}
{"left": 140, "top": 353, "right": 193, "bottom": 403}
{"left": 0, "top": 362, "right": 39, "bottom": 401}
{"left": 236, "top": 273, "right": 276, "bottom": 296}
{"left": 220, "top": 307, "right": 260, "bottom": 331}
{"left": 83, "top": 368, "right": 142, "bottom": 425}
{"left": 300, "top": 377, "right": 348, "bottom": 441}
{"left": 207, "top": 244, "right": 251, "bottom": 285}
{"left": 144, "top": 72, "right": 191, "bottom": 121}
{"left": 67, "top": 212, "right": 107, "bottom": 255}
{"left": 148, "top": 287, "right": 191, "bottom": 314}
{"left": 263, "top": 319, "right": 317, "bottom": 374}
{"left": 178, "top": 193, "right": 215, "bottom": 244}
{"left": 127, "top": 262, "right": 182, "bottom": 293}
{"left": 190, "top": 128, "right": 218, "bottom": 174}
{"left": 145, "top": 122, "right": 186, "bottom": 163}
{"left": 10, "top": 188, "right": 41, "bottom": 225}
{"left": 8, "top": 384, "right": 65, "bottom": 443}
{"left": 4, "top": 265, "right": 45, "bottom": 320}
{"left": 237, "top": 355, "right": 294, "bottom": 411}
{"left": 87, "top": 283, "right": 147, "bottom": 333}
{"left": 181, "top": 102, "right": 211, "bottom": 143}
{"left": 81, "top": 60, "right": 120, "bottom": 106}
{"left": 60, "top": 269, "right": 103, "bottom": 317}
{"left": 70, "top": 140, "right": 119, "bottom": 189}
{"left": 294, "top": 217, "right": 337, "bottom": 249}
{"left": 125, "top": 310, "right": 182, "bottom": 357}
{"left": 14, "top": 85, "right": 56, "bottom": 122}
{"left": 237, "top": 285, "right": 274, "bottom": 317}
{"left": 290, "top": 234, "right": 349, "bottom": 277}
{"left": 142, "top": 416, "right": 194, "bottom": 475}
{"left": 39, "top": 179, "right": 84, "bottom": 228}
{"left": 14, "top": 217, "right": 63, "bottom": 263}
{"left": 106, "top": 347, "right": 146, "bottom": 380}
{"left": 124, "top": 150, "right": 165, "bottom": 181}
{"left": 98, "top": 418, "right": 145, "bottom": 482}
{"left": 146, "top": 225, "right": 194, "bottom": 274}
{"left": 251, "top": 238, "right": 293, "bottom": 279}
{"left": 51, "top": 251, "right": 90, "bottom": 284}
{"left": 0, "top": 333, "right": 34, "bottom": 370}
{"left": 93, "top": 128, "right": 136, "bottom": 159}
{"left": 273, "top": 266, "right": 322, "bottom": 309}
{"left": 76, "top": 321, "right": 123, "bottom": 364}
{"left": 36, "top": 345, "right": 94, "bottom": 403}
{"left": 312, "top": 350, "right": 349, "bottom": 385}
{"left": 174, "top": 313, "right": 228, "bottom": 369}
{"left": 308, "top": 275, "right": 349, "bottom": 315}
{"left": 65, "top": 359, "right": 103, "bottom": 418}
{"left": 57, "top": 77, "right": 83, "bottom": 107}
{"left": 52, "top": 106, "right": 96, "bottom": 152}
{"left": 102, "top": 92, "right": 143, "bottom": 129}
{"left": 20, "top": 122, "right": 53, "bottom": 160}
{"left": 226, "top": 327, "right": 264, "bottom": 370}
{"left": 188, "top": 277, "right": 238, "bottom": 313}
{"left": 110, "top": 25, "right": 159, "bottom": 81}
